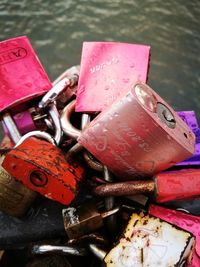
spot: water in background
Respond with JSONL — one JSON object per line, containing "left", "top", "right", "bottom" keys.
{"left": 0, "top": 0, "right": 200, "bottom": 137}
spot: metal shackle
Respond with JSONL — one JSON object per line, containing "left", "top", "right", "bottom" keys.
{"left": 15, "top": 130, "right": 56, "bottom": 147}
{"left": 39, "top": 71, "right": 79, "bottom": 109}
{"left": 48, "top": 103, "right": 62, "bottom": 145}
{"left": 60, "top": 100, "right": 81, "bottom": 140}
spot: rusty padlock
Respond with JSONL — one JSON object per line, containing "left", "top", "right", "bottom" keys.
{"left": 75, "top": 42, "right": 150, "bottom": 112}
{"left": 149, "top": 204, "right": 200, "bottom": 267}
{"left": 78, "top": 82, "right": 195, "bottom": 180}
{"left": 2, "top": 132, "right": 84, "bottom": 205}
{"left": 62, "top": 202, "right": 119, "bottom": 239}
{"left": 104, "top": 212, "right": 195, "bottom": 267}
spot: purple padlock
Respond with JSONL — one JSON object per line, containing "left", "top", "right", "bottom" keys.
{"left": 2, "top": 110, "right": 36, "bottom": 138}
{"left": 177, "top": 111, "right": 200, "bottom": 166}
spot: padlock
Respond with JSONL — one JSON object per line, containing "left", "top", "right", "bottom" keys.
{"left": 104, "top": 212, "right": 195, "bottom": 267}
{"left": 176, "top": 110, "right": 200, "bottom": 166}
{"left": 75, "top": 42, "right": 150, "bottom": 112}
{"left": 62, "top": 202, "right": 119, "bottom": 239}
{"left": 2, "top": 135, "right": 84, "bottom": 205}
{"left": 0, "top": 115, "right": 37, "bottom": 217}
{"left": 2, "top": 110, "right": 36, "bottom": 142}
{"left": 93, "top": 168, "right": 200, "bottom": 203}
{"left": 0, "top": 36, "right": 52, "bottom": 114}
{"left": 149, "top": 204, "right": 200, "bottom": 267}
{"left": 78, "top": 82, "right": 195, "bottom": 180}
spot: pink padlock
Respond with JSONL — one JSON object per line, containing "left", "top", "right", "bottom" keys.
{"left": 0, "top": 36, "right": 52, "bottom": 114}
{"left": 75, "top": 42, "right": 150, "bottom": 112}
{"left": 149, "top": 204, "right": 200, "bottom": 267}
{"left": 78, "top": 82, "right": 195, "bottom": 180}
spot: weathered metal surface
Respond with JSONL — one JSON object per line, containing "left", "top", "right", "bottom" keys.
{"left": 93, "top": 180, "right": 154, "bottom": 197}
{"left": 78, "top": 82, "right": 195, "bottom": 180}
{"left": 104, "top": 212, "right": 195, "bottom": 267}
{"left": 2, "top": 137, "right": 84, "bottom": 205}
{"left": 149, "top": 204, "right": 200, "bottom": 267}
{"left": 75, "top": 42, "right": 150, "bottom": 112}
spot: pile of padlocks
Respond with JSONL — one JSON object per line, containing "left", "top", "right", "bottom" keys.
{"left": 0, "top": 36, "right": 200, "bottom": 267}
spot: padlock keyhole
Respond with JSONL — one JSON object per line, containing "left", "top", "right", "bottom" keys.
{"left": 30, "top": 170, "right": 48, "bottom": 187}
{"left": 157, "top": 102, "right": 176, "bottom": 129}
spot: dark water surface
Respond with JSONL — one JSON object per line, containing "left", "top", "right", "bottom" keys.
{"left": 0, "top": 0, "right": 200, "bottom": 124}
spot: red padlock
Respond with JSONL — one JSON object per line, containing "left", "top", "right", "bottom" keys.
{"left": 2, "top": 137, "right": 84, "bottom": 205}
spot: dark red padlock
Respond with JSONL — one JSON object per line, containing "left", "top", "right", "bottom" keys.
{"left": 2, "top": 137, "right": 84, "bottom": 205}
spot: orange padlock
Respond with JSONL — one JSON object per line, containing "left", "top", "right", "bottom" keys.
{"left": 2, "top": 137, "right": 84, "bottom": 205}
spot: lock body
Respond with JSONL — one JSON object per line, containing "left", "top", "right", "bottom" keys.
{"left": 149, "top": 205, "right": 200, "bottom": 267}
{"left": 63, "top": 202, "right": 103, "bottom": 239}
{"left": 2, "top": 110, "right": 36, "bottom": 138}
{"left": 2, "top": 137, "right": 84, "bottom": 205}
{"left": 78, "top": 82, "right": 195, "bottom": 180}
{"left": 0, "top": 156, "right": 37, "bottom": 217}
{"left": 0, "top": 36, "right": 52, "bottom": 113}
{"left": 155, "top": 169, "right": 200, "bottom": 203}
{"left": 75, "top": 42, "right": 150, "bottom": 112}
{"left": 104, "top": 212, "right": 195, "bottom": 267}
{"left": 177, "top": 110, "right": 200, "bottom": 166}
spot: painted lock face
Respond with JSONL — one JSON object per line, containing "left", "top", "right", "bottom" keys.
{"left": 149, "top": 205, "right": 200, "bottom": 267}
{"left": 75, "top": 42, "right": 150, "bottom": 112}
{"left": 2, "top": 137, "right": 84, "bottom": 205}
{"left": 0, "top": 36, "right": 52, "bottom": 113}
{"left": 78, "top": 82, "right": 195, "bottom": 180}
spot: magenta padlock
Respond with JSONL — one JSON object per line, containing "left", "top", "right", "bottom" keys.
{"left": 2, "top": 110, "right": 36, "bottom": 138}
{"left": 149, "top": 204, "right": 200, "bottom": 267}
{"left": 0, "top": 36, "right": 52, "bottom": 114}
{"left": 78, "top": 82, "right": 195, "bottom": 180}
{"left": 75, "top": 42, "right": 150, "bottom": 112}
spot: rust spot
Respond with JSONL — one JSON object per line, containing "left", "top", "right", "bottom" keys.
{"left": 143, "top": 219, "right": 148, "bottom": 225}
{"left": 141, "top": 248, "right": 144, "bottom": 263}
